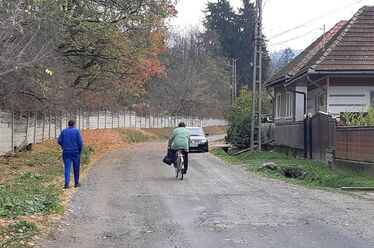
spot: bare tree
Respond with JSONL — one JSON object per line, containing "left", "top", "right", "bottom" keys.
{"left": 0, "top": 0, "right": 61, "bottom": 111}
{"left": 145, "top": 29, "right": 231, "bottom": 118}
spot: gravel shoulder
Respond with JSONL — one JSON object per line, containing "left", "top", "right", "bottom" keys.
{"left": 38, "top": 141, "right": 374, "bottom": 248}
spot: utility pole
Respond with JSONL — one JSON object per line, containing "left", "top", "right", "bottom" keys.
{"left": 231, "top": 58, "right": 237, "bottom": 102}
{"left": 233, "top": 59, "right": 237, "bottom": 99}
{"left": 250, "top": 0, "right": 263, "bottom": 152}
{"left": 230, "top": 60, "right": 234, "bottom": 103}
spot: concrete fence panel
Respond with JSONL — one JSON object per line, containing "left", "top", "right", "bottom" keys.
{"left": 0, "top": 110, "right": 227, "bottom": 155}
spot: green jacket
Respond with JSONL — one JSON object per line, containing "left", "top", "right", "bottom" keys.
{"left": 168, "top": 127, "right": 191, "bottom": 152}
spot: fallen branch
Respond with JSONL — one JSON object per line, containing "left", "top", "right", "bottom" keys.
{"left": 233, "top": 139, "right": 274, "bottom": 156}
{"left": 341, "top": 187, "right": 374, "bottom": 192}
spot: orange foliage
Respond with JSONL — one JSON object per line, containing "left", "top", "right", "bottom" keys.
{"left": 81, "top": 129, "right": 128, "bottom": 154}
{"left": 204, "top": 126, "right": 228, "bottom": 135}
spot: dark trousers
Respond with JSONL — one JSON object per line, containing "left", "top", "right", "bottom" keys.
{"left": 63, "top": 152, "right": 81, "bottom": 186}
{"left": 169, "top": 149, "right": 188, "bottom": 174}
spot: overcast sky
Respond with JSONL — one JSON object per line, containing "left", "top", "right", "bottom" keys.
{"left": 169, "top": 0, "right": 373, "bottom": 52}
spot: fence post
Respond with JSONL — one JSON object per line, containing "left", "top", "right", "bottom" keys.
{"left": 118, "top": 111, "right": 120, "bottom": 128}
{"left": 81, "top": 109, "right": 84, "bottom": 129}
{"left": 104, "top": 110, "right": 107, "bottom": 129}
{"left": 81, "top": 110, "right": 84, "bottom": 130}
{"left": 33, "top": 113, "right": 37, "bottom": 144}
{"left": 128, "top": 111, "right": 131, "bottom": 128}
{"left": 25, "top": 112, "right": 30, "bottom": 144}
{"left": 47, "top": 114, "right": 50, "bottom": 139}
{"left": 42, "top": 113, "right": 45, "bottom": 141}
{"left": 60, "top": 111, "right": 63, "bottom": 134}
{"left": 111, "top": 111, "right": 114, "bottom": 129}
{"left": 75, "top": 110, "right": 78, "bottom": 128}
{"left": 54, "top": 114, "right": 57, "bottom": 138}
{"left": 11, "top": 111, "right": 14, "bottom": 154}
{"left": 87, "top": 110, "right": 90, "bottom": 129}
{"left": 85, "top": 110, "right": 87, "bottom": 130}
{"left": 79, "top": 110, "right": 86, "bottom": 130}
{"left": 123, "top": 110, "right": 126, "bottom": 128}
{"left": 97, "top": 109, "right": 100, "bottom": 129}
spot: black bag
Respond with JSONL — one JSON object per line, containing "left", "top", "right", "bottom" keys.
{"left": 162, "top": 149, "right": 174, "bottom": 165}
{"left": 163, "top": 155, "right": 172, "bottom": 165}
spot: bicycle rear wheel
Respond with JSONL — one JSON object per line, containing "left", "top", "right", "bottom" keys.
{"left": 179, "top": 157, "right": 184, "bottom": 180}
{"left": 176, "top": 151, "right": 184, "bottom": 180}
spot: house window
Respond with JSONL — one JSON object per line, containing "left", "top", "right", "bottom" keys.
{"left": 285, "top": 92, "right": 294, "bottom": 118}
{"left": 275, "top": 94, "right": 281, "bottom": 118}
{"left": 275, "top": 92, "right": 294, "bottom": 119}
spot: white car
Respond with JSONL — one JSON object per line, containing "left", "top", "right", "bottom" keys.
{"left": 186, "top": 127, "right": 209, "bottom": 152}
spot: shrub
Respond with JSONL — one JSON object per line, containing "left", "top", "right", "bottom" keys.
{"left": 342, "top": 107, "right": 374, "bottom": 126}
{"left": 226, "top": 90, "right": 271, "bottom": 148}
{"left": 81, "top": 145, "right": 95, "bottom": 165}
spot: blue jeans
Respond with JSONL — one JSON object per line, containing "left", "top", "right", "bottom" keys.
{"left": 63, "top": 152, "right": 81, "bottom": 186}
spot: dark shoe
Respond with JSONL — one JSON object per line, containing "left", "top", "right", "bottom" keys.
{"left": 74, "top": 182, "right": 81, "bottom": 188}
{"left": 64, "top": 184, "right": 70, "bottom": 189}
{"left": 182, "top": 169, "right": 187, "bottom": 175}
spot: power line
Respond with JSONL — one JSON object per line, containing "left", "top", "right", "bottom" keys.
{"left": 268, "top": 0, "right": 363, "bottom": 39}
{"left": 268, "top": 27, "right": 320, "bottom": 47}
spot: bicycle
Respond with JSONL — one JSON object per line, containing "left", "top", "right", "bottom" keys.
{"left": 175, "top": 149, "right": 185, "bottom": 180}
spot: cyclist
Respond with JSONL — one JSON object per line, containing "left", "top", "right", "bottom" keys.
{"left": 168, "top": 122, "right": 191, "bottom": 174}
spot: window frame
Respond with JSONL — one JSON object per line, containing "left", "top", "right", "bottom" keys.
{"left": 275, "top": 92, "right": 293, "bottom": 119}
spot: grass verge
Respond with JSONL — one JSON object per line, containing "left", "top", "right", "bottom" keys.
{"left": 0, "top": 220, "right": 40, "bottom": 247}
{"left": 0, "top": 142, "right": 96, "bottom": 247}
{"left": 211, "top": 148, "right": 374, "bottom": 189}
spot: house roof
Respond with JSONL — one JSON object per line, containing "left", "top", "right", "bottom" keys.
{"left": 267, "top": 6, "right": 374, "bottom": 87}
{"left": 313, "top": 6, "right": 374, "bottom": 71}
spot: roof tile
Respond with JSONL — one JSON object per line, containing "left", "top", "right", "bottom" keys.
{"left": 267, "top": 6, "right": 374, "bottom": 85}
{"left": 315, "top": 6, "right": 374, "bottom": 71}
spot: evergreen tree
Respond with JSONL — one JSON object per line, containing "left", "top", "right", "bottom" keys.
{"left": 204, "top": 0, "right": 270, "bottom": 92}
{"left": 269, "top": 48, "right": 295, "bottom": 77}
{"left": 204, "top": 0, "right": 237, "bottom": 58}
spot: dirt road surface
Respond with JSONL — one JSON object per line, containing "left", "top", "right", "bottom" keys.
{"left": 39, "top": 141, "right": 374, "bottom": 248}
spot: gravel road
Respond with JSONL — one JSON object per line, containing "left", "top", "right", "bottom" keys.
{"left": 39, "top": 141, "right": 374, "bottom": 248}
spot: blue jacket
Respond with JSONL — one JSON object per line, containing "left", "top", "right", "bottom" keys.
{"left": 58, "top": 127, "right": 84, "bottom": 154}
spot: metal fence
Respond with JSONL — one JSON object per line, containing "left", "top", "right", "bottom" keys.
{"left": 274, "top": 121, "right": 304, "bottom": 148}
{"left": 335, "top": 126, "right": 374, "bottom": 162}
{"left": 0, "top": 110, "right": 227, "bottom": 155}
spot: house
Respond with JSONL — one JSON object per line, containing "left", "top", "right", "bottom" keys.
{"left": 265, "top": 6, "right": 374, "bottom": 160}
{"left": 267, "top": 6, "right": 374, "bottom": 123}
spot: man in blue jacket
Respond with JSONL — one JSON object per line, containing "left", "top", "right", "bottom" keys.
{"left": 58, "top": 120, "right": 84, "bottom": 189}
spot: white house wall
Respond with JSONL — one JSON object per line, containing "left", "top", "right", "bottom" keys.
{"left": 295, "top": 86, "right": 307, "bottom": 121}
{"left": 328, "top": 86, "right": 374, "bottom": 115}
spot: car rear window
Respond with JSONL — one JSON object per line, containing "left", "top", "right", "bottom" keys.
{"left": 187, "top": 128, "right": 204, "bottom": 136}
